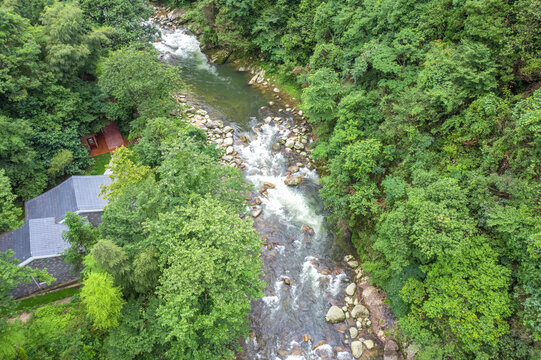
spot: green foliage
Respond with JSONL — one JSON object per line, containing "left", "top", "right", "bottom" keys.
{"left": 21, "top": 299, "right": 104, "bottom": 359}
{"left": 103, "top": 297, "right": 166, "bottom": 359}
{"left": 401, "top": 237, "right": 512, "bottom": 357}
{"left": 1, "top": 0, "right": 53, "bottom": 24}
{"left": 78, "top": 0, "right": 156, "bottom": 47}
{"left": 0, "top": 169, "right": 22, "bottom": 233}
{"left": 98, "top": 47, "right": 181, "bottom": 135}
{"left": 149, "top": 197, "right": 264, "bottom": 359}
{"left": 81, "top": 272, "right": 125, "bottom": 330}
{"left": 301, "top": 68, "right": 341, "bottom": 134}
{"left": 0, "top": 8, "right": 41, "bottom": 102}
{"left": 39, "top": 1, "right": 114, "bottom": 81}
{"left": 375, "top": 174, "right": 477, "bottom": 271}
{"left": 47, "top": 149, "right": 74, "bottom": 179}
{"left": 0, "top": 250, "right": 54, "bottom": 359}
{"left": 62, "top": 213, "right": 99, "bottom": 272}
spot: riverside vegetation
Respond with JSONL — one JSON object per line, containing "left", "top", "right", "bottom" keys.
{"left": 0, "top": 0, "right": 539, "bottom": 359}
{"left": 162, "top": 0, "right": 541, "bottom": 359}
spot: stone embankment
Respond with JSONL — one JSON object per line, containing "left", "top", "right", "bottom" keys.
{"left": 323, "top": 255, "right": 403, "bottom": 360}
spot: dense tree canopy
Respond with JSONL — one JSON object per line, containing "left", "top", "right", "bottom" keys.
{"left": 2, "top": 0, "right": 540, "bottom": 358}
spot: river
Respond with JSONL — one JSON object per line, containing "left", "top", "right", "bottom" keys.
{"left": 152, "top": 24, "right": 382, "bottom": 360}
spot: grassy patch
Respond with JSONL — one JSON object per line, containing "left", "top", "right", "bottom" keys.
{"left": 85, "top": 152, "right": 112, "bottom": 175}
{"left": 16, "top": 287, "right": 80, "bottom": 311}
{"left": 257, "top": 62, "right": 303, "bottom": 100}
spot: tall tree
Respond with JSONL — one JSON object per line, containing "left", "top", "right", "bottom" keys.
{"left": 0, "top": 169, "right": 22, "bottom": 233}
{"left": 148, "top": 197, "right": 264, "bottom": 359}
{"left": 62, "top": 212, "right": 99, "bottom": 272}
{"left": 81, "top": 271, "right": 125, "bottom": 331}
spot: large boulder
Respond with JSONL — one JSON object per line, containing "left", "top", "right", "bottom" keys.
{"left": 351, "top": 304, "right": 370, "bottom": 319}
{"left": 351, "top": 341, "right": 363, "bottom": 359}
{"left": 345, "top": 283, "right": 357, "bottom": 296}
{"left": 325, "top": 306, "right": 346, "bottom": 323}
{"left": 285, "top": 176, "right": 303, "bottom": 186}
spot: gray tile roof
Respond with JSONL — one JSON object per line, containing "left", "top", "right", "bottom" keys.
{"left": 25, "top": 175, "right": 111, "bottom": 221}
{"left": 0, "top": 218, "right": 69, "bottom": 263}
{"left": 72, "top": 176, "right": 110, "bottom": 212}
{"left": 28, "top": 218, "right": 69, "bottom": 258}
{"left": 1, "top": 175, "right": 111, "bottom": 266}
{"left": 0, "top": 222, "right": 30, "bottom": 262}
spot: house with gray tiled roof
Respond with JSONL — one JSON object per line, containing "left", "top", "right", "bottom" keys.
{"left": 0, "top": 175, "right": 111, "bottom": 297}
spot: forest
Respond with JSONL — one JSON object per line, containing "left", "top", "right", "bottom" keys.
{"left": 173, "top": 0, "right": 541, "bottom": 358}
{"left": 0, "top": 0, "right": 540, "bottom": 359}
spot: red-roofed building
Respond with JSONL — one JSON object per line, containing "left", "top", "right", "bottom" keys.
{"left": 81, "top": 121, "right": 131, "bottom": 157}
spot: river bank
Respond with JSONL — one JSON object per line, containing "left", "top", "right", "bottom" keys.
{"left": 151, "top": 6, "right": 406, "bottom": 360}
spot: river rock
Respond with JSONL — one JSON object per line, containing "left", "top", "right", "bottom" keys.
{"left": 294, "top": 141, "right": 304, "bottom": 150}
{"left": 263, "top": 182, "right": 275, "bottom": 189}
{"left": 226, "top": 146, "right": 234, "bottom": 155}
{"left": 251, "top": 209, "right": 262, "bottom": 218}
{"left": 347, "top": 260, "right": 359, "bottom": 268}
{"left": 349, "top": 327, "right": 358, "bottom": 339}
{"left": 282, "top": 277, "right": 292, "bottom": 286}
{"left": 254, "top": 197, "right": 262, "bottom": 205}
{"left": 351, "top": 304, "right": 369, "bottom": 319}
{"left": 285, "top": 139, "right": 295, "bottom": 148}
{"left": 351, "top": 341, "right": 363, "bottom": 359}
{"left": 325, "top": 306, "right": 346, "bottom": 323}
{"left": 272, "top": 142, "right": 281, "bottom": 151}
{"left": 223, "top": 125, "right": 234, "bottom": 133}
{"left": 364, "top": 339, "right": 374, "bottom": 350}
{"left": 288, "top": 165, "right": 299, "bottom": 173}
{"left": 345, "top": 283, "right": 357, "bottom": 296}
{"left": 284, "top": 176, "right": 303, "bottom": 186}
{"left": 301, "top": 224, "right": 314, "bottom": 235}
{"left": 223, "top": 137, "right": 234, "bottom": 147}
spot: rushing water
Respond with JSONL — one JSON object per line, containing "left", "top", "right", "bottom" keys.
{"left": 154, "top": 26, "right": 358, "bottom": 360}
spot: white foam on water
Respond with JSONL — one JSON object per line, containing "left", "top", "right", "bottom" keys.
{"left": 152, "top": 26, "right": 217, "bottom": 74}
{"left": 238, "top": 123, "right": 324, "bottom": 233}
{"left": 261, "top": 295, "right": 279, "bottom": 309}
{"left": 300, "top": 257, "right": 325, "bottom": 294}
{"left": 337, "top": 351, "right": 354, "bottom": 360}
{"left": 312, "top": 344, "right": 333, "bottom": 355}
{"left": 327, "top": 273, "right": 347, "bottom": 297}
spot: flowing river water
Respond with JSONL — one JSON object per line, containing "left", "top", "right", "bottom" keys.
{"left": 152, "top": 25, "right": 384, "bottom": 360}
